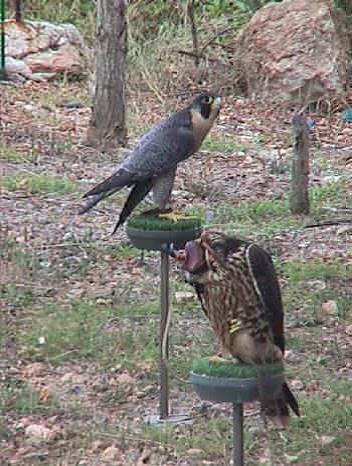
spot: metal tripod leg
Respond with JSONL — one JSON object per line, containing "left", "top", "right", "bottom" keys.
{"left": 233, "top": 403, "right": 244, "bottom": 466}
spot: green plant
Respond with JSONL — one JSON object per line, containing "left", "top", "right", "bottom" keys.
{"left": 2, "top": 173, "right": 77, "bottom": 194}
{"left": 0, "top": 142, "right": 24, "bottom": 162}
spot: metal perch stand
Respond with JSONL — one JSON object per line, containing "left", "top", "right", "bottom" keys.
{"left": 191, "top": 365, "right": 285, "bottom": 465}
{"left": 232, "top": 403, "right": 244, "bottom": 466}
{"left": 126, "top": 221, "right": 202, "bottom": 424}
{"left": 159, "top": 248, "right": 170, "bottom": 418}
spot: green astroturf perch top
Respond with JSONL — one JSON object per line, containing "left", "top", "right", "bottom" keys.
{"left": 192, "top": 357, "right": 284, "bottom": 379}
{"left": 127, "top": 213, "right": 202, "bottom": 232}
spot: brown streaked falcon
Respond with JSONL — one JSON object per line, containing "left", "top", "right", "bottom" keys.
{"left": 80, "top": 92, "right": 221, "bottom": 233}
{"left": 171, "top": 231, "right": 300, "bottom": 428}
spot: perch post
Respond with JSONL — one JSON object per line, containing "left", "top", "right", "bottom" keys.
{"left": 191, "top": 358, "right": 285, "bottom": 465}
{"left": 0, "top": 0, "right": 7, "bottom": 80}
{"left": 290, "top": 114, "right": 310, "bottom": 214}
{"left": 159, "top": 247, "right": 169, "bottom": 418}
{"left": 126, "top": 214, "right": 202, "bottom": 423}
{"left": 232, "top": 403, "right": 244, "bottom": 466}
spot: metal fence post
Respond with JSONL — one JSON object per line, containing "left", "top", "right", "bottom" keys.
{"left": 0, "top": 0, "right": 7, "bottom": 80}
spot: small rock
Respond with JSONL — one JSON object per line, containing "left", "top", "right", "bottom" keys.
{"left": 308, "top": 279, "right": 326, "bottom": 291}
{"left": 284, "top": 454, "right": 299, "bottom": 464}
{"left": 25, "top": 424, "right": 52, "bottom": 443}
{"left": 320, "top": 435, "right": 335, "bottom": 445}
{"left": 60, "top": 372, "right": 85, "bottom": 384}
{"left": 23, "top": 362, "right": 45, "bottom": 377}
{"left": 96, "top": 297, "right": 112, "bottom": 305}
{"left": 40, "top": 385, "right": 54, "bottom": 402}
{"left": 101, "top": 445, "right": 120, "bottom": 461}
{"left": 321, "top": 300, "right": 338, "bottom": 316}
{"left": 90, "top": 440, "right": 103, "bottom": 452}
{"left": 187, "top": 448, "right": 202, "bottom": 455}
{"left": 345, "top": 324, "right": 352, "bottom": 336}
{"left": 38, "top": 336, "right": 45, "bottom": 345}
{"left": 175, "top": 291, "right": 194, "bottom": 303}
{"left": 116, "top": 372, "right": 135, "bottom": 385}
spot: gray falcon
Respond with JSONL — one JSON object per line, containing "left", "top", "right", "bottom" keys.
{"left": 80, "top": 92, "right": 221, "bottom": 233}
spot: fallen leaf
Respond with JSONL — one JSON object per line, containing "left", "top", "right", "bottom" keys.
{"left": 284, "top": 454, "right": 299, "bottom": 464}
{"left": 116, "top": 372, "right": 135, "bottom": 385}
{"left": 187, "top": 448, "right": 203, "bottom": 455}
{"left": 101, "top": 445, "right": 120, "bottom": 461}
{"left": 320, "top": 435, "right": 335, "bottom": 445}
{"left": 25, "top": 424, "right": 52, "bottom": 443}
{"left": 40, "top": 386, "right": 52, "bottom": 402}
{"left": 321, "top": 300, "right": 338, "bottom": 316}
{"left": 175, "top": 291, "right": 195, "bottom": 303}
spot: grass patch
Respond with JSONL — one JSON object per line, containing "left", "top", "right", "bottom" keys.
{"left": 202, "top": 136, "right": 247, "bottom": 154}
{"left": 282, "top": 260, "right": 348, "bottom": 283}
{"left": 141, "top": 417, "right": 231, "bottom": 460}
{"left": 19, "top": 300, "right": 159, "bottom": 369}
{"left": 280, "top": 259, "right": 350, "bottom": 326}
{"left": 1, "top": 377, "right": 60, "bottom": 417}
{"left": 185, "top": 179, "right": 350, "bottom": 239}
{"left": 105, "top": 242, "right": 141, "bottom": 260}
{"left": 191, "top": 199, "right": 304, "bottom": 238}
{"left": 1, "top": 284, "right": 37, "bottom": 309}
{"left": 269, "top": 379, "right": 352, "bottom": 465}
{"left": 0, "top": 142, "right": 24, "bottom": 162}
{"left": 311, "top": 179, "right": 347, "bottom": 207}
{"left": 2, "top": 173, "right": 77, "bottom": 195}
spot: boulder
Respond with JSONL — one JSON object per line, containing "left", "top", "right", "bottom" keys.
{"left": 235, "top": 0, "right": 351, "bottom": 104}
{"left": 3, "top": 20, "right": 87, "bottom": 80}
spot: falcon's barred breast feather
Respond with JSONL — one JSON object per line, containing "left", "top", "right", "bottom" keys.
{"left": 174, "top": 231, "right": 300, "bottom": 428}
{"left": 80, "top": 92, "right": 221, "bottom": 233}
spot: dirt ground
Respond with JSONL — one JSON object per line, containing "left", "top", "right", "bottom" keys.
{"left": 1, "top": 81, "right": 351, "bottom": 465}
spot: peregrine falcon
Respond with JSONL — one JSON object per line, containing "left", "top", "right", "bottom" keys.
{"left": 80, "top": 92, "right": 221, "bottom": 233}
{"left": 171, "top": 231, "right": 300, "bottom": 427}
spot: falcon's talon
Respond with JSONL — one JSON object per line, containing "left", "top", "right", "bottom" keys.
{"left": 229, "top": 318, "right": 242, "bottom": 334}
{"left": 208, "top": 355, "right": 228, "bottom": 364}
{"left": 158, "top": 212, "right": 197, "bottom": 223}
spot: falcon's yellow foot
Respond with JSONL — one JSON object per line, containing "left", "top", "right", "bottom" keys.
{"left": 208, "top": 355, "right": 240, "bottom": 365}
{"left": 229, "top": 319, "right": 242, "bottom": 334}
{"left": 208, "top": 355, "right": 229, "bottom": 364}
{"left": 158, "top": 212, "right": 198, "bottom": 223}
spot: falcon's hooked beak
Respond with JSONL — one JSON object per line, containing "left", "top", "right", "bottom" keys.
{"left": 164, "top": 240, "right": 206, "bottom": 284}
{"left": 183, "top": 240, "right": 206, "bottom": 273}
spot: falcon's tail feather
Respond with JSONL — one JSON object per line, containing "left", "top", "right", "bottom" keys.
{"left": 283, "top": 382, "right": 300, "bottom": 416}
{"left": 112, "top": 180, "right": 154, "bottom": 234}
{"left": 261, "top": 382, "right": 299, "bottom": 428}
{"left": 79, "top": 190, "right": 116, "bottom": 214}
{"left": 83, "top": 170, "right": 133, "bottom": 198}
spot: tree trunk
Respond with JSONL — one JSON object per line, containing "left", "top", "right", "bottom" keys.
{"left": 13, "top": 0, "right": 22, "bottom": 22}
{"left": 290, "top": 114, "right": 310, "bottom": 215}
{"left": 87, "top": 0, "right": 127, "bottom": 151}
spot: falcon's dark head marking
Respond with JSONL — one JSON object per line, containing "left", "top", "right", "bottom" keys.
{"left": 190, "top": 92, "right": 222, "bottom": 120}
{"left": 189, "top": 92, "right": 221, "bottom": 149}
